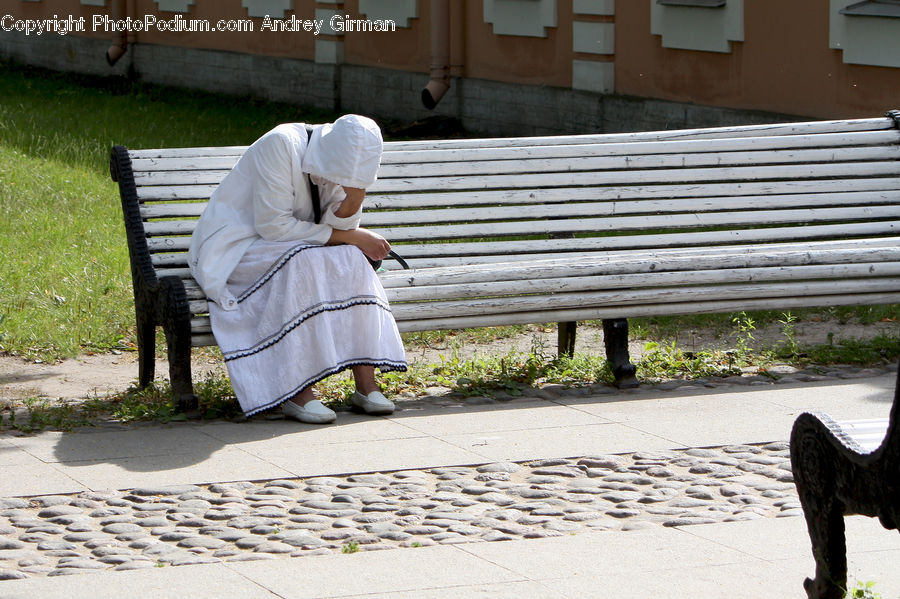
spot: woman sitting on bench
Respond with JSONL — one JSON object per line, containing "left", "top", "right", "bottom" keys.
{"left": 188, "top": 114, "right": 407, "bottom": 424}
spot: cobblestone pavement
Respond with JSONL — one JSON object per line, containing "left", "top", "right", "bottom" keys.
{"left": 0, "top": 443, "right": 798, "bottom": 580}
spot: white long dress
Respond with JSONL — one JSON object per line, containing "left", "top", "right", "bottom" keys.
{"left": 209, "top": 240, "right": 407, "bottom": 416}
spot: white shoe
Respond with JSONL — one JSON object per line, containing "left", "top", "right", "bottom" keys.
{"left": 351, "top": 391, "right": 395, "bottom": 415}
{"left": 282, "top": 399, "right": 336, "bottom": 424}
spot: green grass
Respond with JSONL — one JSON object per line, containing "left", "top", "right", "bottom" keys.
{"left": 0, "top": 61, "right": 341, "bottom": 359}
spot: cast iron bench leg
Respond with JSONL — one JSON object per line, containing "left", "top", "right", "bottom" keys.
{"left": 557, "top": 321, "right": 577, "bottom": 357}
{"left": 135, "top": 310, "right": 156, "bottom": 389}
{"left": 158, "top": 276, "right": 198, "bottom": 413}
{"left": 603, "top": 318, "right": 638, "bottom": 388}
{"left": 791, "top": 413, "right": 851, "bottom": 599}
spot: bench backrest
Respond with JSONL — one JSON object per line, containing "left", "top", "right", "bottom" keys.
{"left": 112, "top": 114, "right": 900, "bottom": 341}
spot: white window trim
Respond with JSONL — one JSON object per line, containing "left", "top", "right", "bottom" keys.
{"left": 650, "top": 0, "right": 743, "bottom": 54}
{"left": 830, "top": 0, "right": 900, "bottom": 67}
{"left": 483, "top": 0, "right": 558, "bottom": 38}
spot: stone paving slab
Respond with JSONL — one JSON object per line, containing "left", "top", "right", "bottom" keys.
{"left": 443, "top": 422, "right": 680, "bottom": 462}
{"left": 555, "top": 376, "right": 897, "bottom": 448}
{"left": 682, "top": 514, "right": 900, "bottom": 561}
{"left": 0, "top": 562, "right": 282, "bottom": 599}
{"left": 44, "top": 448, "right": 298, "bottom": 493}
{"left": 0, "top": 462, "right": 86, "bottom": 497}
{"left": 338, "top": 580, "right": 568, "bottom": 599}
{"left": 548, "top": 560, "right": 796, "bottom": 599}
{"left": 226, "top": 544, "right": 527, "bottom": 599}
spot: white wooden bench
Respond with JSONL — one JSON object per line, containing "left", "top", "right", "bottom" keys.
{"left": 110, "top": 111, "right": 900, "bottom": 408}
{"left": 791, "top": 364, "right": 899, "bottom": 599}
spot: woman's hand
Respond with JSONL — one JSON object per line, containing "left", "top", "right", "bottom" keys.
{"left": 328, "top": 227, "right": 391, "bottom": 261}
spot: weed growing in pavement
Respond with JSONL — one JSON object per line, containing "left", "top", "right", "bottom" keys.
{"left": 341, "top": 541, "right": 359, "bottom": 554}
{"left": 637, "top": 341, "right": 739, "bottom": 380}
{"left": 194, "top": 372, "right": 243, "bottom": 420}
{"left": 848, "top": 579, "right": 883, "bottom": 599}
{"left": 107, "top": 380, "right": 186, "bottom": 423}
{"left": 775, "top": 311, "right": 800, "bottom": 359}
{"left": 3, "top": 397, "right": 95, "bottom": 433}
{"left": 314, "top": 340, "right": 613, "bottom": 408}
{"left": 802, "top": 332, "right": 900, "bottom": 366}
{"left": 730, "top": 311, "right": 757, "bottom": 366}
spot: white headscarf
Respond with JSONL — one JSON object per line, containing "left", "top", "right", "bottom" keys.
{"left": 302, "top": 114, "right": 383, "bottom": 188}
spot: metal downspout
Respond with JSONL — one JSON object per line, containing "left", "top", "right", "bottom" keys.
{"left": 422, "top": 0, "right": 451, "bottom": 110}
{"left": 106, "top": 0, "right": 135, "bottom": 67}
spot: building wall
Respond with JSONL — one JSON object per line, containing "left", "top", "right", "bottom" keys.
{"left": 617, "top": 0, "right": 900, "bottom": 119}
{"left": 1, "top": 0, "right": 896, "bottom": 135}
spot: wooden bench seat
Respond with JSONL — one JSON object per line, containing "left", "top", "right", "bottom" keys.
{"left": 110, "top": 111, "right": 900, "bottom": 408}
{"left": 791, "top": 363, "right": 900, "bottom": 599}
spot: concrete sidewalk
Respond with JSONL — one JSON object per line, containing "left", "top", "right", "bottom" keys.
{"left": 1, "top": 374, "right": 898, "bottom": 598}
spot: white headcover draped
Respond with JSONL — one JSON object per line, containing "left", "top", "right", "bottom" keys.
{"left": 302, "top": 114, "right": 383, "bottom": 188}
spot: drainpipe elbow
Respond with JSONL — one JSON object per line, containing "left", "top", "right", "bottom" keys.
{"left": 106, "top": 42, "right": 127, "bottom": 66}
{"left": 422, "top": 76, "right": 450, "bottom": 110}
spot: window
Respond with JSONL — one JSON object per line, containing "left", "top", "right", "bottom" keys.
{"left": 830, "top": 0, "right": 900, "bottom": 67}
{"left": 483, "top": 0, "right": 557, "bottom": 38}
{"left": 657, "top": 0, "right": 725, "bottom": 7}
{"left": 650, "top": 0, "right": 743, "bottom": 53}
{"left": 840, "top": 0, "right": 900, "bottom": 17}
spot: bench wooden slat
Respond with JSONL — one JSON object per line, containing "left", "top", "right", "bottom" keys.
{"left": 370, "top": 162, "right": 900, "bottom": 193}
{"left": 190, "top": 288, "right": 900, "bottom": 335}
{"left": 179, "top": 255, "right": 900, "bottom": 301}
{"left": 136, "top": 144, "right": 898, "bottom": 179}
{"left": 380, "top": 131, "right": 900, "bottom": 164}
{"left": 386, "top": 262, "right": 900, "bottom": 302}
{"left": 153, "top": 226, "right": 900, "bottom": 269}
{"left": 141, "top": 203, "right": 207, "bottom": 219}
{"left": 129, "top": 146, "right": 247, "bottom": 159}
{"left": 180, "top": 245, "right": 900, "bottom": 315}
{"left": 388, "top": 231, "right": 900, "bottom": 268}
{"left": 130, "top": 156, "right": 239, "bottom": 172}
{"left": 133, "top": 116, "right": 893, "bottom": 161}
{"left": 387, "top": 278, "right": 900, "bottom": 320}
{"left": 156, "top": 230, "right": 900, "bottom": 272}
{"left": 137, "top": 185, "right": 219, "bottom": 201}
{"left": 187, "top": 279, "right": 900, "bottom": 335}
{"left": 363, "top": 193, "right": 900, "bottom": 226}
{"left": 381, "top": 117, "right": 897, "bottom": 151}
{"left": 365, "top": 206, "right": 900, "bottom": 243}
{"left": 140, "top": 190, "right": 900, "bottom": 222}
{"left": 831, "top": 419, "right": 891, "bottom": 453}
{"left": 143, "top": 206, "right": 900, "bottom": 238}
{"left": 389, "top": 291, "right": 900, "bottom": 332}
{"left": 137, "top": 177, "right": 900, "bottom": 205}
{"left": 366, "top": 178, "right": 900, "bottom": 209}
{"left": 379, "top": 246, "right": 900, "bottom": 287}
{"left": 147, "top": 222, "right": 900, "bottom": 262}
{"left": 131, "top": 159, "right": 900, "bottom": 189}
{"left": 376, "top": 146, "right": 900, "bottom": 178}
{"left": 128, "top": 132, "right": 900, "bottom": 173}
